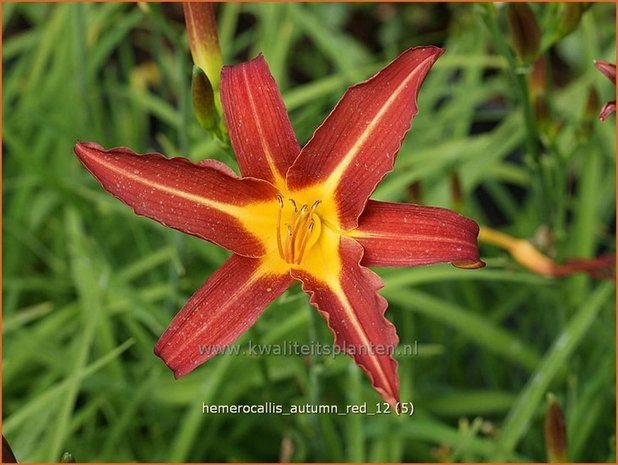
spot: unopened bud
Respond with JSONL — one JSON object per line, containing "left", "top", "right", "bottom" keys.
{"left": 545, "top": 394, "right": 567, "bottom": 462}
{"left": 556, "top": 3, "right": 584, "bottom": 39}
{"left": 599, "top": 101, "right": 616, "bottom": 122}
{"left": 184, "top": 2, "right": 223, "bottom": 91}
{"left": 593, "top": 60, "right": 616, "bottom": 122}
{"left": 594, "top": 60, "right": 616, "bottom": 84}
{"left": 192, "top": 66, "right": 218, "bottom": 131}
{"left": 507, "top": 3, "right": 541, "bottom": 65}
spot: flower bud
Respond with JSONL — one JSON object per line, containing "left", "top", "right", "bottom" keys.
{"left": 556, "top": 3, "right": 584, "bottom": 39}
{"left": 544, "top": 394, "right": 567, "bottom": 462}
{"left": 594, "top": 60, "right": 616, "bottom": 121}
{"left": 183, "top": 3, "right": 223, "bottom": 91}
{"left": 594, "top": 60, "right": 616, "bottom": 84}
{"left": 192, "top": 66, "right": 218, "bottom": 131}
{"left": 507, "top": 3, "right": 541, "bottom": 65}
{"left": 598, "top": 101, "right": 616, "bottom": 122}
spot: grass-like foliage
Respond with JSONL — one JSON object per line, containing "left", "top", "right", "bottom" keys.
{"left": 3, "top": 2, "right": 615, "bottom": 462}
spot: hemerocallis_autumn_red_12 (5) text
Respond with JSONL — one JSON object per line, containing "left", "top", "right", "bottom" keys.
{"left": 75, "top": 46, "right": 484, "bottom": 408}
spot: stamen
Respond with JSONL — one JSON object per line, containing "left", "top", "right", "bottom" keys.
{"left": 295, "top": 220, "right": 315, "bottom": 264}
{"left": 292, "top": 204, "right": 309, "bottom": 233}
{"left": 286, "top": 224, "right": 294, "bottom": 263}
{"left": 276, "top": 195, "right": 284, "bottom": 259}
{"left": 287, "top": 205, "right": 300, "bottom": 261}
{"left": 276, "top": 197, "right": 321, "bottom": 264}
{"left": 292, "top": 205, "right": 312, "bottom": 260}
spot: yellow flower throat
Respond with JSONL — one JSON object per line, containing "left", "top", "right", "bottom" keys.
{"left": 276, "top": 195, "right": 322, "bottom": 264}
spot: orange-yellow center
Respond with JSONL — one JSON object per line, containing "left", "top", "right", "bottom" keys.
{"left": 238, "top": 185, "right": 341, "bottom": 275}
{"left": 276, "top": 195, "right": 322, "bottom": 264}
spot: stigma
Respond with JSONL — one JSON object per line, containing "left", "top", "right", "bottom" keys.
{"left": 276, "top": 195, "right": 321, "bottom": 265}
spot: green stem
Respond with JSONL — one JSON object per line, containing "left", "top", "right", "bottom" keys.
{"left": 478, "top": 3, "right": 549, "bottom": 222}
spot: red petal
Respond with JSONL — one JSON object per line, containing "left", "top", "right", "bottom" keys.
{"left": 286, "top": 46, "right": 443, "bottom": 229}
{"left": 353, "top": 200, "right": 483, "bottom": 268}
{"left": 293, "top": 237, "right": 400, "bottom": 407}
{"left": 599, "top": 101, "right": 616, "bottom": 121}
{"left": 196, "top": 157, "right": 238, "bottom": 177}
{"left": 594, "top": 60, "right": 616, "bottom": 83}
{"left": 75, "top": 142, "right": 277, "bottom": 257}
{"left": 155, "top": 253, "right": 292, "bottom": 378}
{"left": 221, "top": 55, "right": 300, "bottom": 188}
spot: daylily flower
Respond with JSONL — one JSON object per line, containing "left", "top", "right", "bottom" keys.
{"left": 593, "top": 59, "right": 616, "bottom": 121}
{"left": 75, "top": 46, "right": 483, "bottom": 407}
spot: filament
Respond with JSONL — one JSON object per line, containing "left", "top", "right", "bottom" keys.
{"left": 276, "top": 195, "right": 284, "bottom": 259}
{"left": 286, "top": 224, "right": 294, "bottom": 263}
{"left": 276, "top": 196, "right": 321, "bottom": 265}
{"left": 295, "top": 220, "right": 315, "bottom": 264}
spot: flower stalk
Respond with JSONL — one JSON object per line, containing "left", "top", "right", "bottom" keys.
{"left": 479, "top": 226, "right": 614, "bottom": 279}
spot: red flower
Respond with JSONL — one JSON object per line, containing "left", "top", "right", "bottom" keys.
{"left": 75, "top": 47, "right": 483, "bottom": 407}
{"left": 594, "top": 59, "right": 616, "bottom": 121}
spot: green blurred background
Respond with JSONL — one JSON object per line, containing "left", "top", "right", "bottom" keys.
{"left": 3, "top": 2, "right": 616, "bottom": 462}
